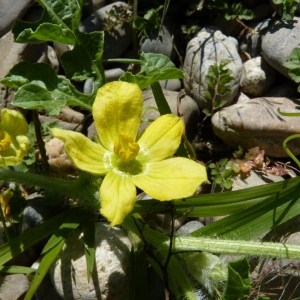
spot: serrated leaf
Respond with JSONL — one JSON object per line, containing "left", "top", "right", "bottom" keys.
{"left": 1, "top": 62, "right": 59, "bottom": 89}
{"left": 120, "top": 53, "right": 184, "bottom": 89}
{"left": 1, "top": 62, "right": 93, "bottom": 114}
{"left": 61, "top": 31, "right": 104, "bottom": 80}
{"left": 12, "top": 0, "right": 82, "bottom": 44}
{"left": 14, "top": 79, "right": 93, "bottom": 115}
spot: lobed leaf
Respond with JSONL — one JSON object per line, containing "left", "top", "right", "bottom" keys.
{"left": 12, "top": 0, "right": 82, "bottom": 44}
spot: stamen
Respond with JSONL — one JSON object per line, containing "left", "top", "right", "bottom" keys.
{"left": 114, "top": 134, "right": 139, "bottom": 162}
{"left": 0, "top": 131, "right": 11, "bottom": 152}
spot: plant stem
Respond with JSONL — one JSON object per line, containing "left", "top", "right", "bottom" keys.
{"left": 150, "top": 81, "right": 172, "bottom": 115}
{"left": 173, "top": 236, "right": 300, "bottom": 260}
{"left": 32, "top": 111, "right": 50, "bottom": 173}
{"left": 0, "top": 169, "right": 97, "bottom": 204}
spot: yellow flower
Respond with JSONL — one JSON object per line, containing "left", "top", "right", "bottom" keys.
{"left": 0, "top": 109, "right": 30, "bottom": 166}
{"left": 52, "top": 82, "right": 207, "bottom": 225}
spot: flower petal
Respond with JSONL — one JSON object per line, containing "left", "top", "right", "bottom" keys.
{"left": 1, "top": 109, "right": 29, "bottom": 136}
{"left": 137, "top": 114, "right": 183, "bottom": 162}
{"left": 100, "top": 170, "right": 136, "bottom": 226}
{"left": 51, "top": 128, "right": 109, "bottom": 174}
{"left": 93, "top": 82, "right": 143, "bottom": 151}
{"left": 133, "top": 157, "right": 207, "bottom": 200}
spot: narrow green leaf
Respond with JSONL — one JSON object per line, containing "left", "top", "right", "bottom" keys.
{"left": 129, "top": 249, "right": 149, "bottom": 300}
{"left": 150, "top": 81, "right": 172, "bottom": 115}
{"left": 25, "top": 208, "right": 88, "bottom": 300}
{"left": 0, "top": 265, "right": 36, "bottom": 275}
{"left": 83, "top": 220, "right": 96, "bottom": 282}
{"left": 192, "top": 178, "right": 300, "bottom": 239}
{"left": 24, "top": 238, "right": 65, "bottom": 300}
{"left": 0, "top": 209, "right": 71, "bottom": 266}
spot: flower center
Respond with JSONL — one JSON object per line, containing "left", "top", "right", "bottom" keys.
{"left": 0, "top": 130, "right": 11, "bottom": 152}
{"left": 113, "top": 134, "right": 140, "bottom": 162}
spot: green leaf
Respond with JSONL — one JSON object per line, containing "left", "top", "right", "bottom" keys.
{"left": 25, "top": 208, "right": 88, "bottom": 300}
{"left": 0, "top": 266, "right": 36, "bottom": 275}
{"left": 129, "top": 249, "right": 149, "bottom": 300}
{"left": 1, "top": 62, "right": 59, "bottom": 89}
{"left": 221, "top": 258, "right": 251, "bottom": 299}
{"left": 83, "top": 220, "right": 96, "bottom": 282}
{"left": 120, "top": 53, "right": 184, "bottom": 89}
{"left": 272, "top": 0, "right": 300, "bottom": 21}
{"left": 191, "top": 177, "right": 300, "bottom": 240}
{"left": 0, "top": 209, "right": 73, "bottom": 266}
{"left": 283, "top": 47, "right": 300, "bottom": 83}
{"left": 12, "top": 0, "right": 82, "bottom": 44}
{"left": 1, "top": 62, "right": 93, "bottom": 114}
{"left": 61, "top": 31, "right": 104, "bottom": 81}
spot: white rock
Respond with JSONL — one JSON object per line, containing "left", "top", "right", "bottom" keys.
{"left": 212, "top": 97, "right": 300, "bottom": 157}
{"left": 240, "top": 56, "right": 275, "bottom": 96}
{"left": 183, "top": 27, "right": 242, "bottom": 109}
{"left": 262, "top": 16, "right": 300, "bottom": 79}
{"left": 50, "top": 222, "right": 132, "bottom": 300}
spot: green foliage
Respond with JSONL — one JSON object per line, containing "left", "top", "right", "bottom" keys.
{"left": 272, "top": 0, "right": 300, "bottom": 21}
{"left": 203, "top": 60, "right": 234, "bottom": 116}
{"left": 120, "top": 52, "right": 184, "bottom": 90}
{"left": 11, "top": 0, "right": 105, "bottom": 84}
{"left": 283, "top": 47, "right": 300, "bottom": 84}
{"left": 1, "top": 0, "right": 300, "bottom": 299}
{"left": 188, "top": 0, "right": 254, "bottom": 21}
{"left": 1, "top": 62, "right": 94, "bottom": 114}
{"left": 221, "top": 258, "right": 251, "bottom": 299}
{"left": 102, "top": 3, "right": 133, "bottom": 31}
{"left": 133, "top": 5, "right": 163, "bottom": 37}
{"left": 208, "top": 158, "right": 237, "bottom": 191}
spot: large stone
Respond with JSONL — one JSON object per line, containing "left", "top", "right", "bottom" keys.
{"left": 51, "top": 222, "right": 132, "bottom": 300}
{"left": 140, "top": 25, "right": 174, "bottom": 58}
{"left": 0, "top": 274, "right": 29, "bottom": 300}
{"left": 262, "top": 17, "right": 300, "bottom": 79}
{"left": 0, "top": 0, "right": 31, "bottom": 38}
{"left": 0, "top": 31, "right": 47, "bottom": 79}
{"left": 240, "top": 56, "right": 275, "bottom": 97}
{"left": 80, "top": 2, "right": 132, "bottom": 60}
{"left": 183, "top": 27, "right": 242, "bottom": 109}
{"left": 211, "top": 97, "right": 300, "bottom": 157}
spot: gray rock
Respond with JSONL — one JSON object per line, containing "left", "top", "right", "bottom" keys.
{"left": 50, "top": 222, "right": 132, "bottom": 300}
{"left": 0, "top": 274, "right": 29, "bottom": 300}
{"left": 39, "top": 107, "right": 85, "bottom": 131}
{"left": 0, "top": 31, "right": 47, "bottom": 79}
{"left": 231, "top": 171, "right": 284, "bottom": 191}
{"left": 240, "top": 56, "right": 276, "bottom": 96}
{"left": 183, "top": 27, "right": 242, "bottom": 109}
{"left": 247, "top": 19, "right": 271, "bottom": 58}
{"left": 177, "top": 220, "right": 204, "bottom": 235}
{"left": 160, "top": 79, "right": 182, "bottom": 91}
{"left": 0, "top": 0, "right": 32, "bottom": 38}
{"left": 140, "top": 25, "right": 174, "bottom": 58}
{"left": 105, "top": 67, "right": 125, "bottom": 82}
{"left": 211, "top": 97, "right": 300, "bottom": 157}
{"left": 262, "top": 17, "right": 300, "bottom": 79}
{"left": 80, "top": 2, "right": 133, "bottom": 60}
